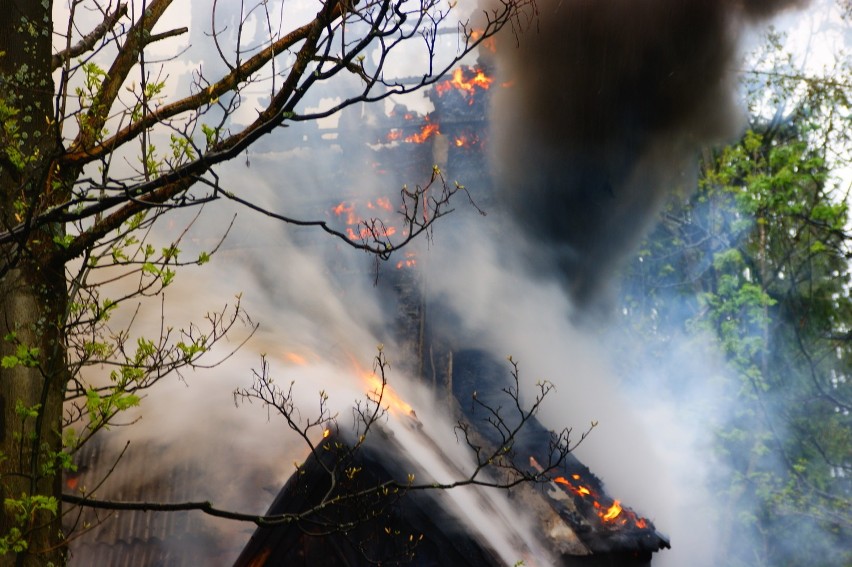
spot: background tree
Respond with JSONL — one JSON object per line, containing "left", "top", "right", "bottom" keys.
{"left": 616, "top": 32, "right": 852, "bottom": 567}
{"left": 0, "top": 0, "right": 533, "bottom": 563}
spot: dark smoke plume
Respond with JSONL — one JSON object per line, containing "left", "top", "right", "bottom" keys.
{"left": 489, "top": 0, "right": 809, "bottom": 307}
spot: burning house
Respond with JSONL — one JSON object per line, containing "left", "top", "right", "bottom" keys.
{"left": 231, "top": 64, "right": 671, "bottom": 566}
{"left": 64, "top": 2, "right": 810, "bottom": 564}
{"left": 65, "top": 61, "right": 671, "bottom": 566}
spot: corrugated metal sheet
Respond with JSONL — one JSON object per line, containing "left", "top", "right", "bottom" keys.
{"left": 64, "top": 438, "right": 260, "bottom": 566}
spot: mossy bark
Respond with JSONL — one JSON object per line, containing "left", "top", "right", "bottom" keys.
{"left": 0, "top": 1, "right": 68, "bottom": 564}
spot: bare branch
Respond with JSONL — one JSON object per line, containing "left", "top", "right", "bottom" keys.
{"left": 52, "top": 3, "right": 130, "bottom": 70}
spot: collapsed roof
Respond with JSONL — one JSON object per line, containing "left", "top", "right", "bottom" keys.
{"left": 234, "top": 350, "right": 669, "bottom": 567}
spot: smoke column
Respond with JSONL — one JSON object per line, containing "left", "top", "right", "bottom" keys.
{"left": 489, "top": 0, "right": 809, "bottom": 307}
{"left": 417, "top": 1, "right": 819, "bottom": 566}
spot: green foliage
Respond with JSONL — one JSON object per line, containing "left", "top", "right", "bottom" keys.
{"left": 618, "top": 59, "right": 852, "bottom": 565}
{"left": 3, "top": 494, "right": 58, "bottom": 531}
{"left": 74, "top": 61, "right": 110, "bottom": 142}
{"left": 1, "top": 344, "right": 41, "bottom": 369}
{"left": 0, "top": 97, "right": 26, "bottom": 173}
{"left": 200, "top": 123, "right": 220, "bottom": 149}
{"left": 0, "top": 527, "right": 27, "bottom": 555}
{"left": 84, "top": 386, "right": 141, "bottom": 430}
{"left": 169, "top": 133, "right": 196, "bottom": 166}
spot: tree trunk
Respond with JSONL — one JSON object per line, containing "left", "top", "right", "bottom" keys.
{"left": 0, "top": 1, "right": 67, "bottom": 564}
{"left": 0, "top": 266, "right": 67, "bottom": 566}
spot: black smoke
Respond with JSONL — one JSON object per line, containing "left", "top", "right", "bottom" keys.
{"left": 489, "top": 0, "right": 809, "bottom": 307}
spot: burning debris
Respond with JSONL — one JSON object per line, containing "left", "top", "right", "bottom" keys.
{"left": 235, "top": 346, "right": 669, "bottom": 567}
{"left": 450, "top": 349, "right": 670, "bottom": 562}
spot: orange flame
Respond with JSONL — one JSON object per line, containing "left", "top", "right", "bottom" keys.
{"left": 346, "top": 225, "right": 397, "bottom": 241}
{"left": 284, "top": 352, "right": 309, "bottom": 366}
{"left": 554, "top": 476, "right": 593, "bottom": 498}
{"left": 367, "top": 197, "right": 393, "bottom": 212}
{"left": 548, "top": 467, "right": 649, "bottom": 530}
{"left": 362, "top": 368, "right": 414, "bottom": 416}
{"left": 405, "top": 120, "right": 440, "bottom": 144}
{"left": 601, "top": 500, "right": 623, "bottom": 522}
{"left": 333, "top": 202, "right": 358, "bottom": 225}
{"left": 469, "top": 29, "right": 497, "bottom": 53}
{"left": 396, "top": 251, "right": 417, "bottom": 270}
{"left": 333, "top": 198, "right": 399, "bottom": 241}
{"left": 453, "top": 133, "right": 480, "bottom": 148}
{"left": 342, "top": 353, "right": 416, "bottom": 417}
{"left": 435, "top": 67, "right": 494, "bottom": 99}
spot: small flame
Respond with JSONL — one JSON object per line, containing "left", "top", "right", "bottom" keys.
{"left": 347, "top": 355, "right": 415, "bottom": 417}
{"left": 367, "top": 197, "right": 393, "bottom": 212}
{"left": 547, "top": 465, "right": 650, "bottom": 530}
{"left": 333, "top": 198, "right": 399, "bottom": 241}
{"left": 396, "top": 251, "right": 417, "bottom": 270}
{"left": 469, "top": 29, "right": 497, "bottom": 53}
{"left": 346, "top": 225, "right": 396, "bottom": 241}
{"left": 553, "top": 476, "right": 593, "bottom": 498}
{"left": 601, "top": 500, "right": 623, "bottom": 522}
{"left": 333, "top": 202, "right": 358, "bottom": 225}
{"left": 405, "top": 120, "right": 440, "bottom": 144}
{"left": 322, "top": 429, "right": 331, "bottom": 439}
{"left": 284, "top": 352, "right": 309, "bottom": 366}
{"left": 454, "top": 133, "right": 480, "bottom": 148}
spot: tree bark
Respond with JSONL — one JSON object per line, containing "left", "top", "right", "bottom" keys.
{"left": 0, "top": 1, "right": 67, "bottom": 564}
